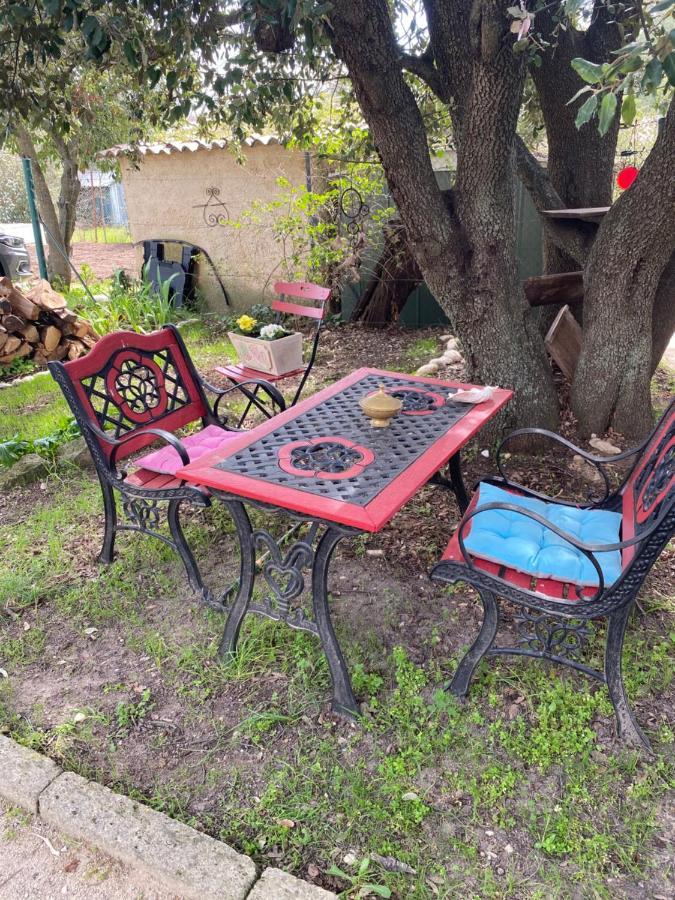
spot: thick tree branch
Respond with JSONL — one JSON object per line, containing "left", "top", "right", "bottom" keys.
{"left": 399, "top": 50, "right": 448, "bottom": 100}
{"left": 514, "top": 135, "right": 594, "bottom": 266}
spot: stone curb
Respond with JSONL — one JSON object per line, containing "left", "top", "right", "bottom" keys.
{"left": 0, "top": 735, "right": 336, "bottom": 899}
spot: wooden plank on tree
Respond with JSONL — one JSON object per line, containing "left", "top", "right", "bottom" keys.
{"left": 524, "top": 271, "right": 584, "bottom": 307}
{"left": 545, "top": 304, "right": 582, "bottom": 380}
{"left": 541, "top": 207, "right": 610, "bottom": 222}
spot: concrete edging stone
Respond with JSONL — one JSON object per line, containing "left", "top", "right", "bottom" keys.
{"left": 0, "top": 735, "right": 336, "bottom": 899}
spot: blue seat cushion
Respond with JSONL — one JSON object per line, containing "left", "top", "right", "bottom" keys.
{"left": 463, "top": 483, "right": 623, "bottom": 587}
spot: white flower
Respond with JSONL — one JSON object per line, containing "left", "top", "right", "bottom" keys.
{"left": 259, "top": 323, "right": 289, "bottom": 340}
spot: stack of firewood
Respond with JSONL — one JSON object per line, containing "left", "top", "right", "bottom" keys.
{"left": 0, "top": 277, "right": 99, "bottom": 366}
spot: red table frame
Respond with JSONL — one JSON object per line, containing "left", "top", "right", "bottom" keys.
{"left": 178, "top": 368, "right": 512, "bottom": 717}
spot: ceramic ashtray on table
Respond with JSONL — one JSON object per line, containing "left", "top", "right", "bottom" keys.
{"left": 448, "top": 386, "right": 497, "bottom": 404}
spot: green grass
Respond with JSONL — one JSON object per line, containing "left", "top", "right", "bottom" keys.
{"left": 0, "top": 374, "right": 69, "bottom": 442}
{"left": 0, "top": 325, "right": 673, "bottom": 899}
{"left": 0, "top": 470, "right": 672, "bottom": 898}
{"left": 71, "top": 226, "right": 132, "bottom": 244}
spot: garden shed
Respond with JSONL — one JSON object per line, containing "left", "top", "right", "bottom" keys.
{"left": 99, "top": 137, "right": 309, "bottom": 311}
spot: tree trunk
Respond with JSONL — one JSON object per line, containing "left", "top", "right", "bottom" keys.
{"left": 327, "top": 0, "right": 558, "bottom": 430}
{"left": 531, "top": 8, "right": 623, "bottom": 275}
{"left": 572, "top": 99, "right": 675, "bottom": 439}
{"left": 651, "top": 251, "right": 675, "bottom": 375}
{"left": 13, "top": 122, "right": 78, "bottom": 287}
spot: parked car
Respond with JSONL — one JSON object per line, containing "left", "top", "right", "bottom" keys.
{"left": 0, "top": 232, "right": 31, "bottom": 281}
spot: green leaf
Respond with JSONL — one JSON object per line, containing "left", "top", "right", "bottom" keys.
{"left": 663, "top": 52, "right": 675, "bottom": 87}
{"left": 367, "top": 887, "right": 392, "bottom": 899}
{"left": 643, "top": 56, "right": 664, "bottom": 91}
{"left": 571, "top": 58, "right": 605, "bottom": 84}
{"left": 621, "top": 93, "right": 636, "bottom": 126}
{"left": 598, "top": 92, "right": 618, "bottom": 136}
{"left": 575, "top": 94, "right": 598, "bottom": 129}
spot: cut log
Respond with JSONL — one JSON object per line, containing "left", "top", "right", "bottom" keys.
{"left": 1, "top": 335, "right": 23, "bottom": 355}
{"left": 19, "top": 323, "right": 40, "bottom": 344}
{"left": 0, "top": 340, "right": 31, "bottom": 364}
{"left": 66, "top": 339, "right": 88, "bottom": 361}
{"left": 524, "top": 271, "right": 584, "bottom": 307}
{"left": 2, "top": 314, "right": 24, "bottom": 333}
{"left": 47, "top": 343, "right": 69, "bottom": 362}
{"left": 0, "top": 277, "right": 41, "bottom": 320}
{"left": 545, "top": 304, "right": 583, "bottom": 380}
{"left": 0, "top": 298, "right": 12, "bottom": 315}
{"left": 41, "top": 325, "right": 62, "bottom": 353}
{"left": 26, "top": 278, "right": 67, "bottom": 311}
{"left": 50, "top": 307, "right": 77, "bottom": 324}
{"left": 0, "top": 332, "right": 7, "bottom": 352}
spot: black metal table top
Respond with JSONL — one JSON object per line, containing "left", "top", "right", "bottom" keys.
{"left": 215, "top": 371, "right": 470, "bottom": 505}
{"left": 179, "top": 368, "right": 512, "bottom": 531}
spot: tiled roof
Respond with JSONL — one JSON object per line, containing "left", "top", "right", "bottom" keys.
{"left": 98, "top": 135, "right": 280, "bottom": 159}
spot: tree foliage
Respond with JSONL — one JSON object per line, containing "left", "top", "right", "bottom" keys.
{"left": 4, "top": 1, "right": 672, "bottom": 436}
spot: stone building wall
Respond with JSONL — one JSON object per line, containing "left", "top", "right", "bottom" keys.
{"left": 119, "top": 142, "right": 308, "bottom": 311}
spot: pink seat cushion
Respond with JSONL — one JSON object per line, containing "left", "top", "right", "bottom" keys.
{"left": 134, "top": 424, "right": 239, "bottom": 475}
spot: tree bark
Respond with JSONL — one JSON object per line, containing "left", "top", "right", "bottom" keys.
{"left": 531, "top": 6, "right": 623, "bottom": 274}
{"left": 328, "top": 0, "right": 558, "bottom": 430}
{"left": 13, "top": 121, "right": 78, "bottom": 287}
{"left": 651, "top": 251, "right": 675, "bottom": 375}
{"left": 572, "top": 99, "right": 675, "bottom": 439}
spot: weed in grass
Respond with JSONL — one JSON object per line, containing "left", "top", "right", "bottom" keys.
{"left": 115, "top": 689, "right": 154, "bottom": 731}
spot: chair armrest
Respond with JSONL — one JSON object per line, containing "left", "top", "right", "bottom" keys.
{"left": 457, "top": 501, "right": 607, "bottom": 600}
{"left": 495, "top": 428, "right": 644, "bottom": 507}
{"left": 85, "top": 422, "right": 190, "bottom": 471}
{"left": 200, "top": 376, "right": 286, "bottom": 424}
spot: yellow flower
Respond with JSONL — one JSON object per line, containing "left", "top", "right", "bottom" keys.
{"left": 236, "top": 315, "right": 257, "bottom": 333}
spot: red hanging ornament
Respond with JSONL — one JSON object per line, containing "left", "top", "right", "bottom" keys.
{"left": 617, "top": 166, "right": 639, "bottom": 190}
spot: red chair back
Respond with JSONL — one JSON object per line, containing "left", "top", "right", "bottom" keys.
{"left": 49, "top": 325, "right": 208, "bottom": 462}
{"left": 272, "top": 281, "right": 330, "bottom": 321}
{"left": 622, "top": 398, "right": 675, "bottom": 547}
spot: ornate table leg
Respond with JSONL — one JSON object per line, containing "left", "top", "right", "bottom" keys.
{"left": 312, "top": 527, "right": 360, "bottom": 718}
{"left": 448, "top": 451, "right": 470, "bottom": 513}
{"left": 217, "top": 500, "right": 256, "bottom": 658}
{"left": 214, "top": 498, "right": 360, "bottom": 718}
{"left": 431, "top": 451, "right": 470, "bottom": 513}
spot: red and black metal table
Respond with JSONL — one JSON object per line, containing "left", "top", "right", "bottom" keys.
{"left": 177, "top": 367, "right": 511, "bottom": 718}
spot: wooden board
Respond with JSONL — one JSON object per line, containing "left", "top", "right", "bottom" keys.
{"left": 524, "top": 271, "right": 584, "bottom": 307}
{"left": 541, "top": 207, "right": 610, "bottom": 222}
{"left": 545, "top": 304, "right": 582, "bottom": 380}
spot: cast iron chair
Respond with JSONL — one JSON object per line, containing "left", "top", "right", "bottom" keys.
{"left": 49, "top": 324, "right": 285, "bottom": 602}
{"left": 431, "top": 399, "right": 674, "bottom": 751}
{"left": 216, "top": 280, "right": 331, "bottom": 426}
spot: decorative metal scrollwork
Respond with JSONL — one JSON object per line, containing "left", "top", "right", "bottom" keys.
{"left": 122, "top": 497, "right": 162, "bottom": 530}
{"left": 290, "top": 441, "right": 364, "bottom": 475}
{"left": 249, "top": 530, "right": 318, "bottom": 634}
{"left": 515, "top": 611, "right": 594, "bottom": 661}
{"left": 389, "top": 388, "right": 445, "bottom": 414}
{"left": 114, "top": 361, "right": 161, "bottom": 414}
{"left": 640, "top": 445, "right": 674, "bottom": 517}
{"left": 339, "top": 186, "right": 370, "bottom": 237}
{"left": 194, "top": 186, "right": 230, "bottom": 228}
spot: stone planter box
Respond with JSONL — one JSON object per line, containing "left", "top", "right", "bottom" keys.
{"left": 228, "top": 331, "right": 303, "bottom": 376}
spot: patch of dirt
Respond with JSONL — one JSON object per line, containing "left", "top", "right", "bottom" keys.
{"left": 26, "top": 242, "right": 137, "bottom": 281}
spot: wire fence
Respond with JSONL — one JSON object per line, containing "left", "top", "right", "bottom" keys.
{"left": 74, "top": 171, "right": 131, "bottom": 243}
